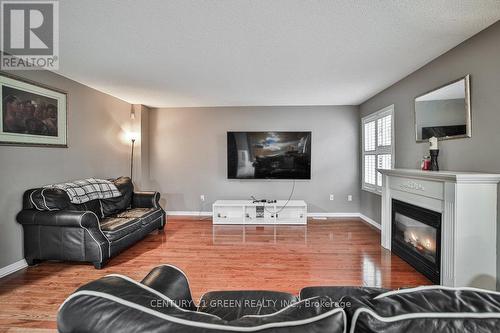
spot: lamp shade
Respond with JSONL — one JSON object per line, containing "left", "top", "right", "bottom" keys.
{"left": 127, "top": 131, "right": 139, "bottom": 142}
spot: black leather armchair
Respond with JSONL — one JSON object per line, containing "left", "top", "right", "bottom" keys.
{"left": 17, "top": 177, "right": 166, "bottom": 269}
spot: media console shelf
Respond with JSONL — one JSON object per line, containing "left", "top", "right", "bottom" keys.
{"left": 212, "top": 200, "right": 307, "bottom": 225}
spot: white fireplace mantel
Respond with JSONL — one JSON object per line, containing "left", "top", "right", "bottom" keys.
{"left": 380, "top": 168, "right": 500, "bottom": 290}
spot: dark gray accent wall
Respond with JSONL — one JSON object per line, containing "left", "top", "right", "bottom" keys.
{"left": 149, "top": 106, "right": 360, "bottom": 213}
{"left": 359, "top": 21, "right": 500, "bottom": 284}
{"left": 359, "top": 21, "right": 500, "bottom": 222}
{"left": 0, "top": 70, "right": 134, "bottom": 269}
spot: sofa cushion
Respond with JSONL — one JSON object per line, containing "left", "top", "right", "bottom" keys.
{"left": 101, "top": 177, "right": 133, "bottom": 217}
{"left": 115, "top": 207, "right": 164, "bottom": 226}
{"left": 198, "top": 290, "right": 299, "bottom": 321}
{"left": 141, "top": 208, "right": 163, "bottom": 226}
{"left": 28, "top": 188, "right": 71, "bottom": 211}
{"left": 230, "top": 295, "right": 345, "bottom": 331}
{"left": 345, "top": 286, "right": 500, "bottom": 333}
{"left": 100, "top": 217, "right": 142, "bottom": 241}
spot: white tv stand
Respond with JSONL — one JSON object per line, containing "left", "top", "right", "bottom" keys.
{"left": 212, "top": 200, "right": 307, "bottom": 225}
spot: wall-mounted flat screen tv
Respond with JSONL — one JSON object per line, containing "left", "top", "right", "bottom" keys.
{"left": 227, "top": 131, "right": 311, "bottom": 180}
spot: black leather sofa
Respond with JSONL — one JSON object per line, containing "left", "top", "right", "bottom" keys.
{"left": 17, "top": 177, "right": 166, "bottom": 269}
{"left": 58, "top": 264, "right": 500, "bottom": 332}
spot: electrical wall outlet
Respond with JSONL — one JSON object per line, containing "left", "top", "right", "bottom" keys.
{"left": 329, "top": 194, "right": 335, "bottom": 201}
{"left": 200, "top": 194, "right": 206, "bottom": 201}
{"left": 347, "top": 195, "right": 353, "bottom": 202}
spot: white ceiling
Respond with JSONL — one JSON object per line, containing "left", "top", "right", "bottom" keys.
{"left": 57, "top": 1, "right": 500, "bottom": 108}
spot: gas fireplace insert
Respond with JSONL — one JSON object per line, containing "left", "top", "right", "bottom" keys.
{"left": 392, "top": 199, "right": 441, "bottom": 283}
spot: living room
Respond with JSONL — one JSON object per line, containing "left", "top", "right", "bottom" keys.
{"left": 1, "top": 1, "right": 500, "bottom": 332}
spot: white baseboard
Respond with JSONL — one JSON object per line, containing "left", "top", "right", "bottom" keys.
{"left": 307, "top": 212, "right": 360, "bottom": 218}
{"left": 166, "top": 211, "right": 212, "bottom": 216}
{"left": 358, "top": 213, "right": 381, "bottom": 230}
{"left": 167, "top": 211, "right": 381, "bottom": 230}
{"left": 0, "top": 259, "right": 28, "bottom": 279}
{"left": 308, "top": 212, "right": 381, "bottom": 230}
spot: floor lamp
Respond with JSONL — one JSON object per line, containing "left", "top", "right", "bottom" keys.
{"left": 128, "top": 132, "right": 138, "bottom": 182}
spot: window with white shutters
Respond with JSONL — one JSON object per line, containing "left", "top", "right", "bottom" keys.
{"left": 364, "top": 121, "right": 376, "bottom": 151}
{"left": 364, "top": 155, "right": 376, "bottom": 185}
{"left": 377, "top": 115, "right": 392, "bottom": 147}
{"left": 362, "top": 105, "right": 394, "bottom": 194}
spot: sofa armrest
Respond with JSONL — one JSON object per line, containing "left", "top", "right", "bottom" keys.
{"left": 17, "top": 209, "right": 110, "bottom": 265}
{"left": 17, "top": 209, "right": 100, "bottom": 228}
{"left": 132, "top": 191, "right": 160, "bottom": 209}
{"left": 141, "top": 265, "right": 196, "bottom": 311}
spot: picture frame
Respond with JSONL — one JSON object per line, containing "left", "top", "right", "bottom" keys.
{"left": 0, "top": 72, "right": 67, "bottom": 147}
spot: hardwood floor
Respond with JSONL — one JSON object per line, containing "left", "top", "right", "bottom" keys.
{"left": 0, "top": 217, "right": 431, "bottom": 332}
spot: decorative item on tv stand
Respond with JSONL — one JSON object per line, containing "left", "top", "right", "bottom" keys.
{"left": 212, "top": 199, "right": 307, "bottom": 225}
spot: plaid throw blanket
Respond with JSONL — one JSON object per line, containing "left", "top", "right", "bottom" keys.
{"left": 45, "top": 178, "right": 122, "bottom": 204}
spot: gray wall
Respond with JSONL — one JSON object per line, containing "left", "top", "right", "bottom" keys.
{"left": 130, "top": 104, "right": 152, "bottom": 191}
{"left": 0, "top": 70, "right": 135, "bottom": 269}
{"left": 359, "top": 21, "right": 500, "bottom": 222}
{"left": 149, "top": 106, "right": 360, "bottom": 213}
{"left": 140, "top": 105, "right": 152, "bottom": 190}
{"left": 359, "top": 21, "right": 500, "bottom": 283}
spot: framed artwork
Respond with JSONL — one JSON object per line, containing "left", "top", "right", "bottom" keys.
{"left": 0, "top": 72, "right": 67, "bottom": 147}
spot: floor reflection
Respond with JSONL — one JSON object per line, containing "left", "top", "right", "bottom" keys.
{"left": 212, "top": 225, "right": 307, "bottom": 245}
{"left": 362, "top": 253, "right": 383, "bottom": 287}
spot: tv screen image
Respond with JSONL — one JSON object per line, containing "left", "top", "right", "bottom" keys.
{"left": 227, "top": 131, "right": 311, "bottom": 179}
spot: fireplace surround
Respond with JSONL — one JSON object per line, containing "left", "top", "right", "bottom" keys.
{"left": 380, "top": 168, "right": 500, "bottom": 289}
{"left": 392, "top": 199, "right": 441, "bottom": 283}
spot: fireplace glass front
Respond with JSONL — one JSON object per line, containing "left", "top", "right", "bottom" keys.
{"left": 392, "top": 199, "right": 441, "bottom": 283}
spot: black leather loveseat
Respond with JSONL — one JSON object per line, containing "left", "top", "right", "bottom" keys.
{"left": 58, "top": 264, "right": 500, "bottom": 332}
{"left": 17, "top": 177, "right": 165, "bottom": 269}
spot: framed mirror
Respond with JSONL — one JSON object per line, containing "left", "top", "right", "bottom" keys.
{"left": 415, "top": 75, "right": 471, "bottom": 142}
